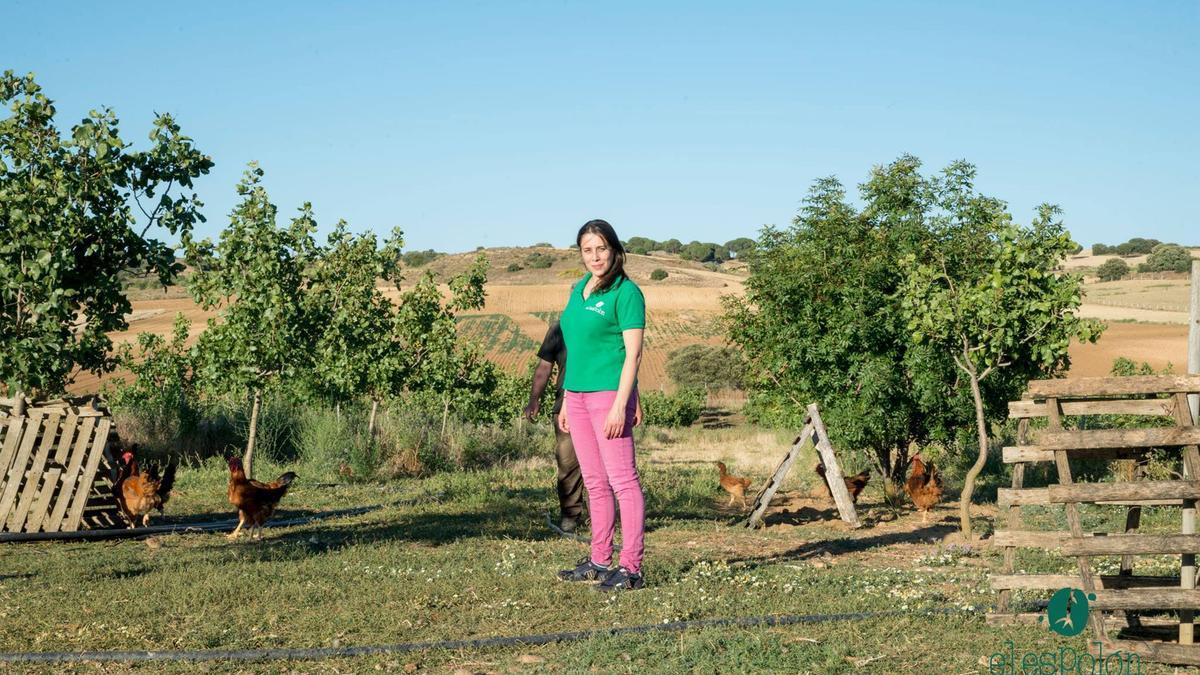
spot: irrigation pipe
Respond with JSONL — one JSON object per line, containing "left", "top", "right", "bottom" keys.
{"left": 0, "top": 607, "right": 981, "bottom": 664}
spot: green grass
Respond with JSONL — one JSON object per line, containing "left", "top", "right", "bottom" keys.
{"left": 0, "top": 455, "right": 1179, "bottom": 673}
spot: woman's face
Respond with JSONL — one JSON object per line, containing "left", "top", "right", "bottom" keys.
{"left": 579, "top": 232, "right": 613, "bottom": 277}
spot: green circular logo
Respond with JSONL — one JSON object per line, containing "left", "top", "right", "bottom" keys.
{"left": 1046, "top": 587, "right": 1093, "bottom": 636}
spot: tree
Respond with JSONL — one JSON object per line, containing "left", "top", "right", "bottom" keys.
{"left": 725, "top": 237, "right": 756, "bottom": 258}
{"left": 666, "top": 344, "right": 745, "bottom": 391}
{"left": 0, "top": 71, "right": 211, "bottom": 412}
{"left": 726, "top": 156, "right": 1039, "bottom": 497}
{"left": 899, "top": 205, "right": 1103, "bottom": 537}
{"left": 626, "top": 236, "right": 657, "bottom": 255}
{"left": 305, "top": 222, "right": 404, "bottom": 437}
{"left": 1096, "top": 257, "right": 1129, "bottom": 282}
{"left": 1137, "top": 243, "right": 1193, "bottom": 273}
{"left": 680, "top": 241, "right": 716, "bottom": 262}
{"left": 186, "top": 165, "right": 317, "bottom": 477}
{"left": 659, "top": 238, "right": 683, "bottom": 254}
{"left": 1092, "top": 243, "right": 1110, "bottom": 255}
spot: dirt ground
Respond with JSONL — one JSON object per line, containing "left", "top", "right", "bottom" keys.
{"left": 1067, "top": 321, "right": 1190, "bottom": 376}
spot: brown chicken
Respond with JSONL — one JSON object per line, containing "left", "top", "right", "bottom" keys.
{"left": 113, "top": 446, "right": 177, "bottom": 528}
{"left": 717, "top": 461, "right": 752, "bottom": 508}
{"left": 904, "top": 453, "right": 944, "bottom": 523}
{"left": 814, "top": 463, "right": 870, "bottom": 504}
{"left": 226, "top": 456, "right": 298, "bottom": 540}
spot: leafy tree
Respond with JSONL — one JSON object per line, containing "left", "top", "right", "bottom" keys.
{"left": 680, "top": 241, "right": 716, "bottom": 262}
{"left": 659, "top": 238, "right": 683, "bottom": 254}
{"left": 305, "top": 222, "right": 404, "bottom": 436}
{"left": 1096, "top": 257, "right": 1129, "bottom": 281}
{"left": 186, "top": 165, "right": 318, "bottom": 477}
{"left": 626, "top": 236, "right": 657, "bottom": 255}
{"left": 726, "top": 156, "right": 1024, "bottom": 496}
{"left": 1137, "top": 243, "right": 1193, "bottom": 273}
{"left": 666, "top": 344, "right": 745, "bottom": 390}
{"left": 899, "top": 206, "right": 1102, "bottom": 536}
{"left": 1116, "top": 238, "right": 1162, "bottom": 255}
{"left": 1092, "top": 243, "right": 1110, "bottom": 255}
{"left": 0, "top": 71, "right": 211, "bottom": 412}
{"left": 105, "top": 313, "right": 198, "bottom": 445}
{"left": 650, "top": 268, "right": 668, "bottom": 281}
{"left": 725, "top": 237, "right": 756, "bottom": 257}
{"left": 400, "top": 249, "right": 441, "bottom": 267}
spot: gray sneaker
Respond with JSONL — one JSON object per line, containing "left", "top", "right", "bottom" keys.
{"left": 594, "top": 566, "right": 645, "bottom": 592}
{"left": 557, "top": 557, "right": 609, "bottom": 582}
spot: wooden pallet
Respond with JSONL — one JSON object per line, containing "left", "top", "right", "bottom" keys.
{"left": 741, "top": 403, "right": 860, "bottom": 529}
{"left": 992, "top": 375, "right": 1200, "bottom": 665}
{"left": 0, "top": 400, "right": 123, "bottom": 533}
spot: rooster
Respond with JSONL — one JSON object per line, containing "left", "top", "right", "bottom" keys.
{"left": 716, "top": 461, "right": 752, "bottom": 508}
{"left": 814, "top": 463, "right": 870, "bottom": 504}
{"left": 226, "top": 456, "right": 298, "bottom": 540}
{"left": 904, "top": 453, "right": 944, "bottom": 523}
{"left": 113, "top": 446, "right": 177, "bottom": 528}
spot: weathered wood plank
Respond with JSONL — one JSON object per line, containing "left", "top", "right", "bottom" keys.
{"left": 7, "top": 413, "right": 62, "bottom": 531}
{"left": 998, "top": 419, "right": 1029, "bottom": 614}
{"left": 1039, "top": 427, "right": 1200, "bottom": 450}
{"left": 742, "top": 422, "right": 813, "bottom": 529}
{"left": 1105, "top": 639, "right": 1200, "bottom": 667}
{"left": 808, "top": 404, "right": 859, "bottom": 527}
{"left": 1091, "top": 589, "right": 1200, "bottom": 610}
{"left": 998, "top": 487, "right": 1049, "bottom": 507}
{"left": 1026, "top": 376, "right": 1200, "bottom": 398}
{"left": 62, "top": 418, "right": 111, "bottom": 532}
{"left": 24, "top": 465, "right": 62, "bottom": 533}
{"left": 1002, "top": 446, "right": 1161, "bottom": 463}
{"left": 1061, "top": 534, "right": 1200, "bottom": 556}
{"left": 0, "top": 412, "right": 44, "bottom": 528}
{"left": 0, "top": 417, "right": 27, "bottom": 497}
{"left": 989, "top": 574, "right": 1181, "bottom": 591}
{"left": 1009, "top": 398, "right": 1176, "bottom": 419}
{"left": 1048, "top": 480, "right": 1200, "bottom": 504}
{"left": 42, "top": 416, "right": 97, "bottom": 532}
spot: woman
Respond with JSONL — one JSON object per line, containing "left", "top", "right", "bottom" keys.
{"left": 555, "top": 219, "right": 647, "bottom": 591}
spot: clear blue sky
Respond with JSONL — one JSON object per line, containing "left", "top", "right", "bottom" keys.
{"left": 5, "top": 1, "right": 1197, "bottom": 253}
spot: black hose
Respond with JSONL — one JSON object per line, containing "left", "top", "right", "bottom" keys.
{"left": 0, "top": 607, "right": 979, "bottom": 664}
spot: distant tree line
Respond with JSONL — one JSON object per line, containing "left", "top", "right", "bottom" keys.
{"left": 620, "top": 236, "right": 757, "bottom": 262}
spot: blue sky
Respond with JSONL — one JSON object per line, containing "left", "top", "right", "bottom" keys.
{"left": 4, "top": 1, "right": 1197, "bottom": 253}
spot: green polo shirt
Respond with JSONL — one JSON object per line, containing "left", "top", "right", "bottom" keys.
{"left": 560, "top": 272, "right": 646, "bottom": 392}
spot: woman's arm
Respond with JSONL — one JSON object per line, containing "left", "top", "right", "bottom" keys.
{"left": 603, "top": 327, "right": 644, "bottom": 439}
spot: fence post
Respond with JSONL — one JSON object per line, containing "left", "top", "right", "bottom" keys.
{"left": 1189, "top": 259, "right": 1199, "bottom": 423}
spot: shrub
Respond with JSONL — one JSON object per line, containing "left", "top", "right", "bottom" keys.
{"left": 650, "top": 268, "right": 668, "bottom": 281}
{"left": 1138, "top": 244, "right": 1193, "bottom": 273}
{"left": 526, "top": 252, "right": 553, "bottom": 269}
{"left": 506, "top": 262, "right": 523, "bottom": 272}
{"left": 1096, "top": 257, "right": 1129, "bottom": 281}
{"left": 666, "top": 344, "right": 746, "bottom": 390}
{"left": 532, "top": 242, "right": 552, "bottom": 247}
{"left": 1092, "top": 243, "right": 1110, "bottom": 255}
{"left": 641, "top": 388, "right": 705, "bottom": 427}
{"left": 401, "top": 249, "right": 443, "bottom": 267}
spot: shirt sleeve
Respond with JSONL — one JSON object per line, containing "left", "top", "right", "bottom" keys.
{"left": 616, "top": 282, "right": 646, "bottom": 330}
{"left": 537, "top": 322, "right": 564, "bottom": 362}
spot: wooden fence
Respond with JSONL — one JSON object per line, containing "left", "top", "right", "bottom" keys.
{"left": 992, "top": 375, "right": 1200, "bottom": 665}
{"left": 0, "top": 398, "right": 124, "bottom": 533}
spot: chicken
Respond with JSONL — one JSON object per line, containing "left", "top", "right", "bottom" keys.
{"left": 113, "top": 446, "right": 177, "bottom": 528}
{"left": 814, "top": 463, "right": 870, "bottom": 504}
{"left": 904, "top": 453, "right": 944, "bottom": 523}
{"left": 226, "top": 456, "right": 298, "bottom": 540}
{"left": 717, "top": 461, "right": 752, "bottom": 508}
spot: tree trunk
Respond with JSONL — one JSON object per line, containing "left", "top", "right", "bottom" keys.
{"left": 441, "top": 394, "right": 450, "bottom": 440}
{"left": 368, "top": 398, "right": 379, "bottom": 438}
{"left": 960, "top": 372, "right": 990, "bottom": 538}
{"left": 245, "top": 389, "right": 262, "bottom": 479}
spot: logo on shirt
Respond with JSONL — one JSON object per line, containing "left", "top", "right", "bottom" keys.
{"left": 585, "top": 301, "right": 606, "bottom": 317}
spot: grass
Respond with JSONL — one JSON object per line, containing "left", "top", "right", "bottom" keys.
{"left": 0, "top": 437, "right": 1181, "bottom": 673}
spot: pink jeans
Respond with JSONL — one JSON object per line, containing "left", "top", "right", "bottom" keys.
{"left": 564, "top": 389, "right": 644, "bottom": 573}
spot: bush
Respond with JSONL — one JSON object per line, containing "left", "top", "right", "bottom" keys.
{"left": 641, "top": 388, "right": 705, "bottom": 427}
{"left": 1096, "top": 258, "right": 1129, "bottom": 282}
{"left": 1092, "top": 243, "right": 1110, "bottom": 255}
{"left": 532, "top": 242, "right": 552, "bottom": 247}
{"left": 1116, "top": 238, "right": 1162, "bottom": 256}
{"left": 526, "top": 252, "right": 553, "bottom": 269}
{"left": 401, "top": 249, "right": 443, "bottom": 267}
{"left": 666, "top": 344, "right": 746, "bottom": 390}
{"left": 1137, "top": 244, "right": 1193, "bottom": 273}
{"left": 506, "top": 262, "right": 523, "bottom": 272}
{"left": 650, "top": 268, "right": 668, "bottom": 281}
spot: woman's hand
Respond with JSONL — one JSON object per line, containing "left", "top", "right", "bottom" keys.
{"left": 557, "top": 408, "right": 570, "bottom": 434}
{"left": 604, "top": 405, "right": 626, "bottom": 439}
{"left": 633, "top": 399, "right": 643, "bottom": 427}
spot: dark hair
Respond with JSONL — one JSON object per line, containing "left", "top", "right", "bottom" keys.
{"left": 576, "top": 219, "right": 627, "bottom": 293}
